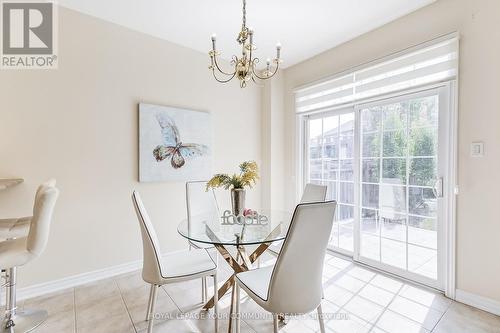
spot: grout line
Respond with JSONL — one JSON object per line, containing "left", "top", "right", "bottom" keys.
{"left": 114, "top": 278, "right": 138, "bottom": 333}
{"left": 161, "top": 282, "right": 223, "bottom": 333}
{"left": 161, "top": 285, "right": 183, "bottom": 313}
{"left": 73, "top": 288, "right": 77, "bottom": 333}
{"left": 237, "top": 292, "right": 259, "bottom": 333}
{"left": 334, "top": 271, "right": 380, "bottom": 331}
{"left": 366, "top": 283, "right": 405, "bottom": 332}
{"left": 429, "top": 305, "right": 448, "bottom": 332}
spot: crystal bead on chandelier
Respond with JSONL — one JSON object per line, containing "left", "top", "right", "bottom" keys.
{"left": 208, "top": 0, "right": 282, "bottom": 88}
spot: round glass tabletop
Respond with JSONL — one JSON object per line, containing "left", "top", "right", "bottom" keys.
{"left": 177, "top": 209, "right": 293, "bottom": 246}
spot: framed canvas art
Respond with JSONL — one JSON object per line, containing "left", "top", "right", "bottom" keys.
{"left": 139, "top": 103, "right": 212, "bottom": 182}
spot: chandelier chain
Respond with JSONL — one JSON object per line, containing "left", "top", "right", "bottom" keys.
{"left": 242, "top": 0, "right": 246, "bottom": 28}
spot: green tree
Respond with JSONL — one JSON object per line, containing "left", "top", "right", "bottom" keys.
{"left": 409, "top": 126, "right": 436, "bottom": 186}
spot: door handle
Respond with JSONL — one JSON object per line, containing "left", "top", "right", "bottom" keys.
{"left": 432, "top": 177, "right": 444, "bottom": 198}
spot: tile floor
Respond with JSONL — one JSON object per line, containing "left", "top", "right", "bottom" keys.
{"left": 16, "top": 253, "right": 500, "bottom": 333}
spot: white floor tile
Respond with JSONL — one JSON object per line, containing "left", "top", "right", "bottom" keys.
{"left": 344, "top": 296, "right": 384, "bottom": 323}
{"left": 387, "top": 296, "right": 443, "bottom": 331}
{"left": 358, "top": 284, "right": 395, "bottom": 307}
{"left": 370, "top": 275, "right": 404, "bottom": 294}
{"left": 375, "top": 310, "right": 429, "bottom": 333}
{"left": 18, "top": 254, "right": 500, "bottom": 333}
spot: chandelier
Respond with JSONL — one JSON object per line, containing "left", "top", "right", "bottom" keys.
{"left": 208, "top": 0, "right": 282, "bottom": 88}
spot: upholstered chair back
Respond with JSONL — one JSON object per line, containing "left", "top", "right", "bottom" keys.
{"left": 300, "top": 183, "right": 327, "bottom": 203}
{"left": 132, "top": 191, "right": 164, "bottom": 284}
{"left": 27, "top": 185, "right": 59, "bottom": 256}
{"left": 267, "top": 201, "right": 336, "bottom": 313}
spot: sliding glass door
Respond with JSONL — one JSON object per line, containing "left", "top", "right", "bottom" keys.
{"left": 306, "top": 111, "right": 355, "bottom": 254}
{"left": 303, "top": 86, "right": 450, "bottom": 289}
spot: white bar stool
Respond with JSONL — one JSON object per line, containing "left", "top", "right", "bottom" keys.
{"left": 0, "top": 183, "right": 59, "bottom": 332}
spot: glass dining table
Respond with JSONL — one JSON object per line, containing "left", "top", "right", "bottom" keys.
{"left": 177, "top": 209, "right": 292, "bottom": 328}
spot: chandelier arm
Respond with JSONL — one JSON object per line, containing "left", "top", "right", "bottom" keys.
{"left": 213, "top": 54, "right": 238, "bottom": 76}
{"left": 211, "top": 69, "right": 236, "bottom": 83}
{"left": 251, "top": 59, "right": 280, "bottom": 80}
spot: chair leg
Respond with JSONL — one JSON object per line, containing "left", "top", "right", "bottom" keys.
{"left": 207, "top": 247, "right": 217, "bottom": 307}
{"left": 145, "top": 284, "right": 156, "bottom": 320}
{"left": 204, "top": 276, "right": 208, "bottom": 302}
{"left": 213, "top": 273, "right": 218, "bottom": 333}
{"left": 202, "top": 277, "right": 208, "bottom": 303}
{"left": 272, "top": 313, "right": 279, "bottom": 333}
{"left": 146, "top": 285, "right": 159, "bottom": 333}
{"left": 317, "top": 303, "right": 325, "bottom": 333}
{"left": 235, "top": 283, "right": 240, "bottom": 333}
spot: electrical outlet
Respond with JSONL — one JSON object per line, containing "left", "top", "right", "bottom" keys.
{"left": 471, "top": 142, "right": 484, "bottom": 157}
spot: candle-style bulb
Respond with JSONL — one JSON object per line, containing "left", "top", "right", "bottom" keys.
{"left": 266, "top": 58, "right": 271, "bottom": 76}
{"left": 211, "top": 33, "right": 217, "bottom": 51}
{"left": 276, "top": 42, "right": 281, "bottom": 59}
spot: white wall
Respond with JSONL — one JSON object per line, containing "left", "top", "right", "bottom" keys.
{"left": 261, "top": 73, "right": 286, "bottom": 212}
{"left": 0, "top": 7, "right": 262, "bottom": 288}
{"left": 281, "top": 0, "right": 500, "bottom": 302}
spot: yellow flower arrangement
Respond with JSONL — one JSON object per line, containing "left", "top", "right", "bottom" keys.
{"left": 206, "top": 161, "right": 259, "bottom": 190}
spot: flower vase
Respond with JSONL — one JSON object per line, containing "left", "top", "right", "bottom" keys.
{"left": 230, "top": 188, "right": 246, "bottom": 217}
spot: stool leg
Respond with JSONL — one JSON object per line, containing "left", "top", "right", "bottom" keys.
{"left": 1, "top": 267, "right": 48, "bottom": 333}
{"left": 3, "top": 267, "right": 18, "bottom": 329}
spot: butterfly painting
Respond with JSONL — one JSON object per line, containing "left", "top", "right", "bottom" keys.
{"left": 153, "top": 113, "right": 209, "bottom": 169}
{"left": 139, "top": 104, "right": 211, "bottom": 182}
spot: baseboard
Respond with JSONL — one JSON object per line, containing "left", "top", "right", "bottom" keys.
{"left": 15, "top": 259, "right": 142, "bottom": 303}
{"left": 14, "top": 250, "right": 184, "bottom": 303}
{"left": 455, "top": 289, "right": 500, "bottom": 316}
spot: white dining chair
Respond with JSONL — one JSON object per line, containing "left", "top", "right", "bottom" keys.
{"left": 267, "top": 183, "right": 327, "bottom": 256}
{"left": 0, "top": 179, "right": 56, "bottom": 240}
{"left": 185, "top": 180, "right": 220, "bottom": 302}
{"left": 0, "top": 183, "right": 59, "bottom": 332}
{"left": 132, "top": 191, "right": 219, "bottom": 333}
{"left": 235, "top": 200, "right": 336, "bottom": 333}
{"left": 299, "top": 183, "right": 328, "bottom": 203}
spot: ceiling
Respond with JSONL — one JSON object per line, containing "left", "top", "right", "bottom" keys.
{"left": 58, "top": 0, "right": 436, "bottom": 67}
